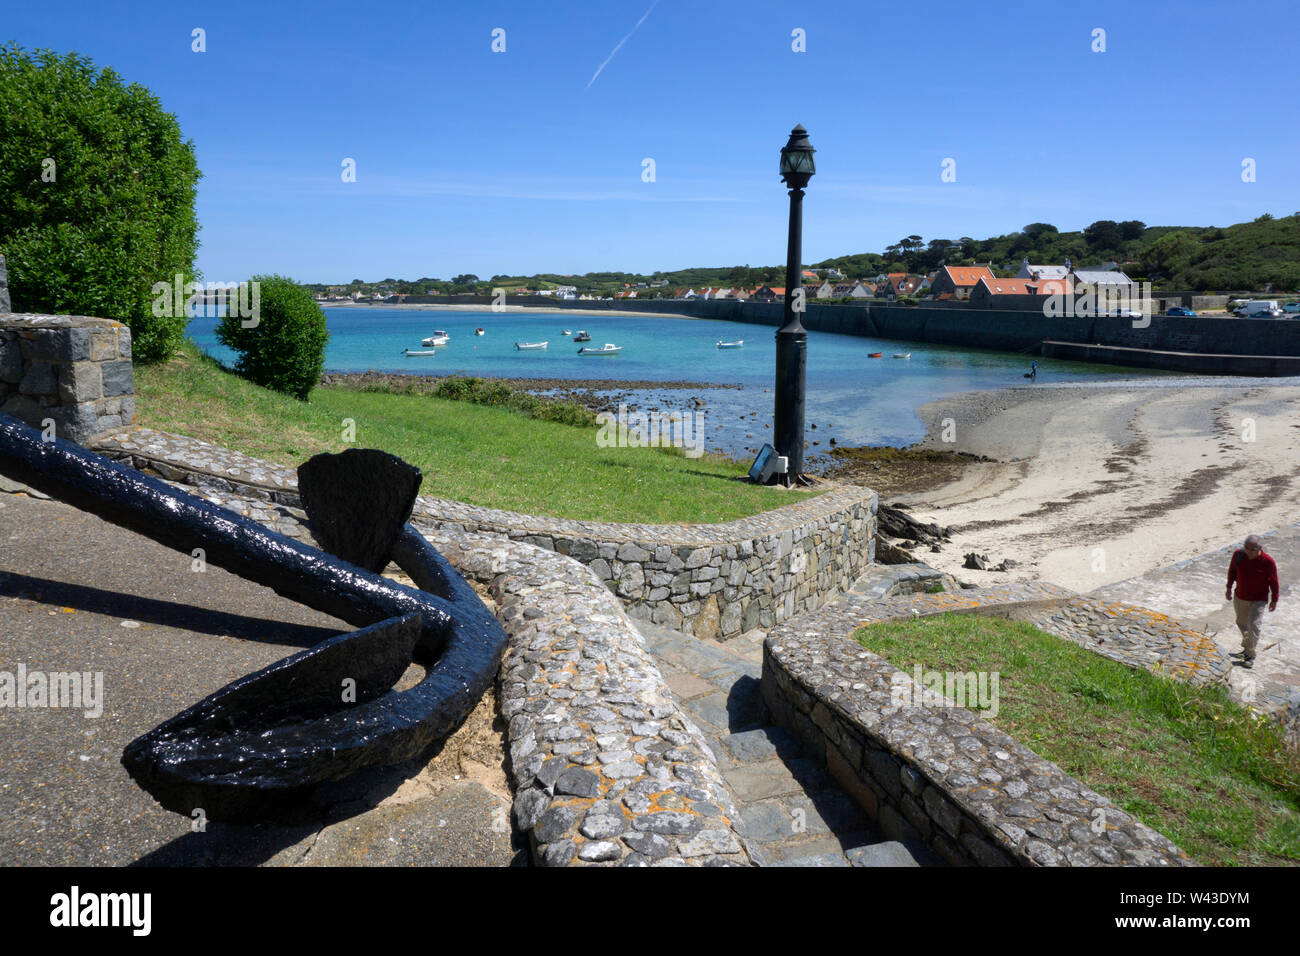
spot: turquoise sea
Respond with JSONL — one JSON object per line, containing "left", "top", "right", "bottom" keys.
{"left": 186, "top": 306, "right": 1163, "bottom": 458}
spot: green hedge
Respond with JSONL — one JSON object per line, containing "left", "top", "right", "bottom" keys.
{"left": 0, "top": 44, "right": 201, "bottom": 363}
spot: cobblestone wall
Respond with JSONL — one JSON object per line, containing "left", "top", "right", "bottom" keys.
{"left": 91, "top": 427, "right": 878, "bottom": 641}
{"left": 0, "top": 314, "right": 135, "bottom": 444}
{"left": 424, "top": 529, "right": 756, "bottom": 866}
{"left": 763, "top": 586, "right": 1194, "bottom": 866}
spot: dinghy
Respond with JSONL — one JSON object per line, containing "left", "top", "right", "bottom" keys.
{"left": 893, "top": 353, "right": 910, "bottom": 359}
{"left": 578, "top": 343, "right": 621, "bottom": 355}
{"left": 403, "top": 349, "right": 437, "bottom": 356}
{"left": 868, "top": 352, "right": 883, "bottom": 358}
{"left": 716, "top": 340, "right": 744, "bottom": 349}
{"left": 514, "top": 341, "right": 548, "bottom": 351}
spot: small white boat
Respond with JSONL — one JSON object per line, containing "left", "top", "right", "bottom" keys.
{"left": 573, "top": 330, "right": 592, "bottom": 342}
{"left": 421, "top": 331, "right": 450, "bottom": 346}
{"left": 474, "top": 327, "right": 485, "bottom": 336}
{"left": 515, "top": 341, "right": 548, "bottom": 351}
{"left": 403, "top": 348, "right": 438, "bottom": 356}
{"left": 893, "top": 352, "right": 911, "bottom": 359}
{"left": 561, "top": 329, "right": 571, "bottom": 335}
{"left": 716, "top": 340, "right": 744, "bottom": 349}
{"left": 578, "top": 343, "right": 622, "bottom": 355}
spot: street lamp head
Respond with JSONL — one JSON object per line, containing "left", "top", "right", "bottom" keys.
{"left": 780, "top": 124, "right": 816, "bottom": 188}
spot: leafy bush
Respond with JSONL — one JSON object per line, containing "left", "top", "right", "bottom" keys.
{"left": 216, "top": 275, "right": 328, "bottom": 400}
{"left": 0, "top": 44, "right": 201, "bottom": 363}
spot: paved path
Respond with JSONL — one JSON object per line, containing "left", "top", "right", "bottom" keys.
{"left": 1093, "top": 524, "right": 1300, "bottom": 730}
{"left": 636, "top": 620, "right": 936, "bottom": 866}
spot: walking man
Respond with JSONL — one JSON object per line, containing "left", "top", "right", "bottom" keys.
{"left": 1225, "top": 534, "right": 1279, "bottom": 668}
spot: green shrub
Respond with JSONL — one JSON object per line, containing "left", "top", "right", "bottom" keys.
{"left": 0, "top": 44, "right": 201, "bottom": 363}
{"left": 216, "top": 275, "right": 328, "bottom": 400}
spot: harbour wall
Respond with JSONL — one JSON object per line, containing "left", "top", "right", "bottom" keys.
{"left": 372, "top": 296, "right": 1300, "bottom": 372}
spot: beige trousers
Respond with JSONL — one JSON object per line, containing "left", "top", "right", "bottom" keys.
{"left": 1233, "top": 596, "right": 1265, "bottom": 658}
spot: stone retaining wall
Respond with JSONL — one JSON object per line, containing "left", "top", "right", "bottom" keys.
{"left": 763, "top": 585, "right": 1194, "bottom": 866}
{"left": 91, "top": 427, "right": 878, "bottom": 641}
{"left": 0, "top": 313, "right": 135, "bottom": 444}
{"left": 425, "top": 528, "right": 755, "bottom": 865}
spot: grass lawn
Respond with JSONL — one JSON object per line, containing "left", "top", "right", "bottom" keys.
{"left": 132, "top": 341, "right": 809, "bottom": 524}
{"left": 857, "top": 613, "right": 1300, "bottom": 866}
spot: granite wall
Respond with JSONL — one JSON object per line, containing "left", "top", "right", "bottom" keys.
{"left": 0, "top": 314, "right": 135, "bottom": 444}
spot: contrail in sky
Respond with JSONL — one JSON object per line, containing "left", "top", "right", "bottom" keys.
{"left": 586, "top": 0, "right": 659, "bottom": 89}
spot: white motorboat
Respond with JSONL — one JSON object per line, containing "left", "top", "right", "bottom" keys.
{"left": 474, "top": 327, "right": 485, "bottom": 335}
{"left": 578, "top": 343, "right": 621, "bottom": 355}
{"left": 403, "top": 348, "right": 437, "bottom": 356}
{"left": 716, "top": 340, "right": 744, "bottom": 349}
{"left": 515, "top": 341, "right": 548, "bottom": 351}
{"left": 561, "top": 329, "right": 571, "bottom": 335}
{"left": 421, "top": 331, "right": 450, "bottom": 346}
{"left": 893, "top": 352, "right": 910, "bottom": 359}
{"left": 573, "top": 330, "right": 591, "bottom": 342}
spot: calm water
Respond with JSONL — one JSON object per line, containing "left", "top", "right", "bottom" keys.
{"left": 186, "top": 307, "right": 1164, "bottom": 457}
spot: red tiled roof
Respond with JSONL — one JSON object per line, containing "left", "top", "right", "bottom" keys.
{"left": 941, "top": 265, "right": 996, "bottom": 287}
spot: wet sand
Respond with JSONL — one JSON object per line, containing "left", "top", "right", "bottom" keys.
{"left": 885, "top": 382, "right": 1300, "bottom": 592}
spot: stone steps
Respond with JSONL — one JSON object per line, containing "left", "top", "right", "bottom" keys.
{"left": 635, "top": 620, "right": 937, "bottom": 867}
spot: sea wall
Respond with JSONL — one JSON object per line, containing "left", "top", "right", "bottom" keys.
{"left": 0, "top": 314, "right": 135, "bottom": 444}
{"left": 376, "top": 296, "right": 1300, "bottom": 367}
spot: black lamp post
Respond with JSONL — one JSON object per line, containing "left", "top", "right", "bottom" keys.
{"left": 774, "top": 124, "right": 815, "bottom": 486}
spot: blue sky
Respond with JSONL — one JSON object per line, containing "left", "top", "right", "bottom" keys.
{"left": 7, "top": 0, "right": 1299, "bottom": 283}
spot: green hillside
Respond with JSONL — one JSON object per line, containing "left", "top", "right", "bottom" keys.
{"left": 310, "top": 212, "right": 1300, "bottom": 297}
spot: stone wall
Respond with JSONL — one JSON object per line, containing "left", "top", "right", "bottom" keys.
{"left": 0, "top": 314, "right": 135, "bottom": 444}
{"left": 0, "top": 254, "right": 10, "bottom": 313}
{"left": 425, "top": 528, "right": 756, "bottom": 865}
{"left": 763, "top": 585, "right": 1194, "bottom": 866}
{"left": 90, "top": 425, "right": 879, "bottom": 642}
{"left": 401, "top": 486, "right": 878, "bottom": 642}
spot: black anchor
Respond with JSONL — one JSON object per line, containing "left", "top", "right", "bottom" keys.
{"left": 0, "top": 413, "right": 509, "bottom": 822}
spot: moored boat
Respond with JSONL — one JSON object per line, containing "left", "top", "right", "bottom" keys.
{"left": 716, "top": 340, "right": 744, "bottom": 349}
{"left": 421, "top": 331, "right": 450, "bottom": 346}
{"left": 561, "top": 329, "right": 571, "bottom": 335}
{"left": 573, "top": 330, "right": 592, "bottom": 342}
{"left": 578, "top": 343, "right": 621, "bottom": 355}
{"left": 893, "top": 352, "right": 910, "bottom": 359}
{"left": 403, "top": 348, "right": 438, "bottom": 356}
{"left": 475, "top": 327, "right": 485, "bottom": 335}
{"left": 514, "top": 341, "right": 548, "bottom": 351}
{"left": 868, "top": 352, "right": 883, "bottom": 358}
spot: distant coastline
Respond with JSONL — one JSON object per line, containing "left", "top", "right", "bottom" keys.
{"left": 324, "top": 300, "right": 691, "bottom": 321}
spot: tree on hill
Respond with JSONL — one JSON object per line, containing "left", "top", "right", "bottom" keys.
{"left": 0, "top": 43, "right": 201, "bottom": 363}
{"left": 1084, "top": 220, "right": 1122, "bottom": 253}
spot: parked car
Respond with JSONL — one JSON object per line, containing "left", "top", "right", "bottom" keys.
{"left": 1283, "top": 302, "right": 1300, "bottom": 314}
{"left": 1166, "top": 306, "right": 1197, "bottom": 316}
{"left": 1248, "top": 308, "right": 1283, "bottom": 318}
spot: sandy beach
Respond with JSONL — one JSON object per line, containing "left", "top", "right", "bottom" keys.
{"left": 885, "top": 381, "right": 1300, "bottom": 593}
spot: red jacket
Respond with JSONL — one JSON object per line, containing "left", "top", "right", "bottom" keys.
{"left": 1228, "top": 550, "right": 1279, "bottom": 603}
